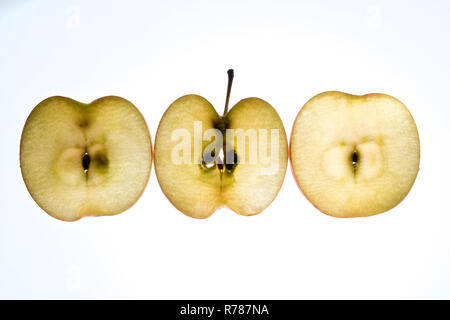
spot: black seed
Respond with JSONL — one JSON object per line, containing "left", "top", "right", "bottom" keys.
{"left": 225, "top": 151, "right": 238, "bottom": 171}
{"left": 82, "top": 153, "right": 90, "bottom": 172}
{"left": 352, "top": 150, "right": 358, "bottom": 166}
{"left": 203, "top": 149, "right": 216, "bottom": 164}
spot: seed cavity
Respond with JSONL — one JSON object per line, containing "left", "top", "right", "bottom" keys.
{"left": 79, "top": 119, "right": 89, "bottom": 128}
{"left": 94, "top": 153, "right": 109, "bottom": 168}
{"left": 199, "top": 147, "right": 239, "bottom": 173}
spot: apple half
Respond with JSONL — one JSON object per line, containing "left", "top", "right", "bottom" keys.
{"left": 20, "top": 96, "right": 152, "bottom": 221}
{"left": 290, "top": 91, "right": 420, "bottom": 218}
{"left": 154, "top": 70, "right": 288, "bottom": 218}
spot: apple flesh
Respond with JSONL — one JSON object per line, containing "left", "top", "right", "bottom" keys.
{"left": 154, "top": 71, "right": 288, "bottom": 218}
{"left": 290, "top": 91, "right": 420, "bottom": 218}
{"left": 20, "top": 96, "right": 152, "bottom": 221}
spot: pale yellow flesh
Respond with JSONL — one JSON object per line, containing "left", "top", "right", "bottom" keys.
{"left": 154, "top": 95, "right": 288, "bottom": 218}
{"left": 290, "top": 91, "right": 420, "bottom": 218}
{"left": 20, "top": 96, "right": 152, "bottom": 221}
{"left": 224, "top": 98, "right": 288, "bottom": 214}
{"left": 154, "top": 95, "right": 222, "bottom": 218}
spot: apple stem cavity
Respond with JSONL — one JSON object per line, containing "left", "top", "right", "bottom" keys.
{"left": 223, "top": 69, "right": 234, "bottom": 116}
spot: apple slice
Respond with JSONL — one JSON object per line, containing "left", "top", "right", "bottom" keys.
{"left": 154, "top": 70, "right": 288, "bottom": 218}
{"left": 290, "top": 91, "right": 420, "bottom": 218}
{"left": 20, "top": 96, "right": 152, "bottom": 221}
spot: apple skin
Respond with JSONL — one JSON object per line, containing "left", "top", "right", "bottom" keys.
{"left": 289, "top": 91, "right": 420, "bottom": 218}
{"left": 20, "top": 96, "right": 152, "bottom": 221}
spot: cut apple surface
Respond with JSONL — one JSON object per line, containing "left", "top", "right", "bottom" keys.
{"left": 154, "top": 70, "right": 288, "bottom": 218}
{"left": 20, "top": 96, "right": 152, "bottom": 221}
{"left": 290, "top": 91, "right": 420, "bottom": 218}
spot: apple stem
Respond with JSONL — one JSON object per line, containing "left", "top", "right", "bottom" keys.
{"left": 224, "top": 69, "right": 234, "bottom": 116}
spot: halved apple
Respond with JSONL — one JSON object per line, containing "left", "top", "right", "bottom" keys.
{"left": 290, "top": 91, "right": 420, "bottom": 218}
{"left": 20, "top": 96, "right": 152, "bottom": 221}
{"left": 154, "top": 70, "right": 288, "bottom": 218}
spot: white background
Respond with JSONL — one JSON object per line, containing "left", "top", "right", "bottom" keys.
{"left": 1, "top": 0, "right": 450, "bottom": 299}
